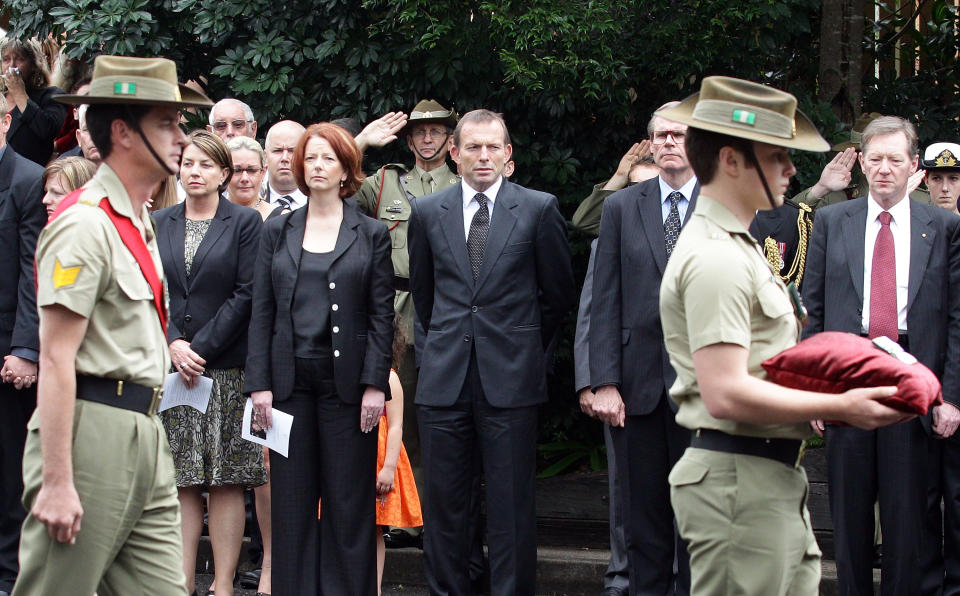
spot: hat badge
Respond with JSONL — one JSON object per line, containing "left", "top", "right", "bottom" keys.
{"left": 935, "top": 150, "right": 958, "bottom": 168}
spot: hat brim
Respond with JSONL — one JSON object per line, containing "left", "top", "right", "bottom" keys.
{"left": 402, "top": 116, "right": 458, "bottom": 136}
{"left": 921, "top": 161, "right": 960, "bottom": 171}
{"left": 54, "top": 83, "right": 212, "bottom": 109}
{"left": 656, "top": 92, "right": 830, "bottom": 153}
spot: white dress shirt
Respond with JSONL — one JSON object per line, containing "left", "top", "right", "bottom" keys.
{"left": 461, "top": 176, "right": 504, "bottom": 240}
{"left": 862, "top": 194, "right": 911, "bottom": 334}
{"left": 658, "top": 175, "right": 697, "bottom": 224}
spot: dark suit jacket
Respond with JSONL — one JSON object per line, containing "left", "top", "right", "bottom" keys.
{"left": 154, "top": 197, "right": 262, "bottom": 369}
{"left": 408, "top": 179, "right": 575, "bottom": 408}
{"left": 7, "top": 86, "right": 66, "bottom": 166}
{"left": 244, "top": 199, "right": 394, "bottom": 403}
{"left": 0, "top": 146, "right": 45, "bottom": 357}
{"left": 802, "top": 197, "right": 960, "bottom": 412}
{"left": 589, "top": 177, "right": 699, "bottom": 416}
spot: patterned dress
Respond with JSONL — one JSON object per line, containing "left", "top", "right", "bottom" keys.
{"left": 160, "top": 218, "right": 267, "bottom": 488}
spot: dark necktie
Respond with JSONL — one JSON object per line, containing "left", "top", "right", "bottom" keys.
{"left": 869, "top": 211, "right": 898, "bottom": 340}
{"left": 276, "top": 194, "right": 293, "bottom": 210}
{"left": 664, "top": 191, "right": 683, "bottom": 257}
{"left": 467, "top": 193, "right": 490, "bottom": 281}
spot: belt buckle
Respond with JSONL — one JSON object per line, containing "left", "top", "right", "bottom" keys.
{"left": 794, "top": 439, "right": 807, "bottom": 468}
{"left": 148, "top": 387, "right": 162, "bottom": 416}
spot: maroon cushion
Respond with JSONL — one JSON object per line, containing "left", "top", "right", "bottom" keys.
{"left": 761, "top": 331, "right": 942, "bottom": 415}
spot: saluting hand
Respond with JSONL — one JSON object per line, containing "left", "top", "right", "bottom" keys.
{"left": 811, "top": 147, "right": 858, "bottom": 198}
{"left": 32, "top": 481, "right": 83, "bottom": 545}
{"left": 354, "top": 111, "right": 409, "bottom": 152}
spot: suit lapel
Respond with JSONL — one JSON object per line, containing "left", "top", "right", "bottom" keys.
{"left": 638, "top": 181, "right": 668, "bottom": 274}
{"left": 329, "top": 201, "right": 360, "bottom": 266}
{"left": 164, "top": 204, "right": 188, "bottom": 291}
{"left": 474, "top": 180, "right": 519, "bottom": 292}
{"left": 188, "top": 198, "right": 230, "bottom": 287}
{"left": 907, "top": 205, "right": 934, "bottom": 311}
{"left": 842, "top": 201, "right": 868, "bottom": 304}
{"left": 0, "top": 149, "right": 14, "bottom": 212}
{"left": 439, "top": 186, "right": 473, "bottom": 284}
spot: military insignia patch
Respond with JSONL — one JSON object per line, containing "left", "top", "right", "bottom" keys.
{"left": 935, "top": 150, "right": 958, "bottom": 168}
{"left": 53, "top": 259, "right": 82, "bottom": 289}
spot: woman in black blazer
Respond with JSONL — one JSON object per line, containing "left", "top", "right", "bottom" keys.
{"left": 0, "top": 38, "right": 66, "bottom": 166}
{"left": 154, "top": 130, "right": 266, "bottom": 596}
{"left": 245, "top": 122, "right": 394, "bottom": 596}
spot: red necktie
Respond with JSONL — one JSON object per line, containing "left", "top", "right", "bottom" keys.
{"left": 869, "top": 211, "right": 898, "bottom": 341}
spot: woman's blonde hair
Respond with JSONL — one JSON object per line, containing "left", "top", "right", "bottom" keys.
{"left": 42, "top": 157, "right": 97, "bottom": 193}
{"left": 150, "top": 175, "right": 179, "bottom": 212}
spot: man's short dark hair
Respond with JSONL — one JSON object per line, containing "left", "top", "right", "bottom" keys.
{"left": 85, "top": 104, "right": 152, "bottom": 160}
{"left": 453, "top": 109, "right": 510, "bottom": 147}
{"left": 331, "top": 117, "right": 363, "bottom": 137}
{"left": 684, "top": 127, "right": 756, "bottom": 184}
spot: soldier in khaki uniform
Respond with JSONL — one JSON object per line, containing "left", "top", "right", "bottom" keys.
{"left": 355, "top": 99, "right": 458, "bottom": 480}
{"left": 656, "top": 77, "right": 911, "bottom": 595}
{"left": 13, "top": 56, "right": 212, "bottom": 596}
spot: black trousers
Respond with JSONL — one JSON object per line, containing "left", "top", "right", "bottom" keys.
{"left": 827, "top": 419, "right": 928, "bottom": 596}
{"left": 921, "top": 433, "right": 960, "bottom": 596}
{"left": 271, "top": 357, "right": 377, "bottom": 596}
{"left": 0, "top": 383, "right": 34, "bottom": 592}
{"left": 418, "top": 353, "right": 538, "bottom": 596}
{"left": 623, "top": 396, "right": 690, "bottom": 596}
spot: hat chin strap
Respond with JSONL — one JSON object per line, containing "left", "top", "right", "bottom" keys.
{"left": 744, "top": 144, "right": 779, "bottom": 210}
{"left": 124, "top": 105, "right": 176, "bottom": 176}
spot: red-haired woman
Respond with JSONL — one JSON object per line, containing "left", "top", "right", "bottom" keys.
{"left": 245, "top": 123, "right": 394, "bottom": 595}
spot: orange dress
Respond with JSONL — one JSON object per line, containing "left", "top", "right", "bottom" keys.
{"left": 317, "top": 412, "right": 422, "bottom": 527}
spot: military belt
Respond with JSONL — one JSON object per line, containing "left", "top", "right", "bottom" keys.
{"left": 692, "top": 428, "right": 805, "bottom": 468}
{"left": 76, "top": 374, "right": 162, "bottom": 416}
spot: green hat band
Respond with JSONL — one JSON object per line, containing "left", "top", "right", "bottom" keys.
{"left": 692, "top": 99, "right": 795, "bottom": 140}
{"left": 89, "top": 75, "right": 182, "bottom": 103}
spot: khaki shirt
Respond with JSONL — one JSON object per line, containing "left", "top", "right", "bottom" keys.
{"left": 660, "top": 195, "right": 809, "bottom": 439}
{"left": 571, "top": 183, "right": 615, "bottom": 237}
{"left": 356, "top": 161, "right": 458, "bottom": 344}
{"left": 794, "top": 183, "right": 932, "bottom": 212}
{"left": 36, "top": 164, "right": 170, "bottom": 387}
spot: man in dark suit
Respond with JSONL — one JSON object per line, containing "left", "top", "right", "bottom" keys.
{"left": 802, "top": 115, "right": 960, "bottom": 595}
{"left": 408, "top": 109, "right": 575, "bottom": 595}
{"left": 584, "top": 105, "right": 696, "bottom": 596}
{"left": 0, "top": 92, "right": 45, "bottom": 596}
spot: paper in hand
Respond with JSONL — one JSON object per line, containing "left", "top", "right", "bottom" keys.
{"left": 158, "top": 373, "right": 213, "bottom": 414}
{"left": 241, "top": 398, "right": 293, "bottom": 458}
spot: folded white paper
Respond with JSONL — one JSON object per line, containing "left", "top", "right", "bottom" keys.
{"left": 158, "top": 373, "right": 213, "bottom": 414}
{"left": 241, "top": 398, "right": 293, "bottom": 458}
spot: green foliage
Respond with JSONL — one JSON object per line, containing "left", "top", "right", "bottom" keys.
{"left": 863, "top": 0, "right": 960, "bottom": 145}
{"left": 537, "top": 440, "right": 606, "bottom": 478}
{"left": 7, "top": 0, "right": 835, "bottom": 464}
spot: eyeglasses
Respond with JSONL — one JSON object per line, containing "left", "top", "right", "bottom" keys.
{"left": 412, "top": 128, "right": 449, "bottom": 139}
{"left": 651, "top": 130, "right": 686, "bottom": 145}
{"left": 213, "top": 119, "right": 250, "bottom": 132}
{"left": 232, "top": 167, "right": 263, "bottom": 176}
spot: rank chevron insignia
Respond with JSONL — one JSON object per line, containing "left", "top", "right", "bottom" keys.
{"left": 53, "top": 258, "right": 82, "bottom": 289}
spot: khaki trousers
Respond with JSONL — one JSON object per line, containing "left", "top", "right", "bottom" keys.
{"left": 670, "top": 447, "right": 821, "bottom": 596}
{"left": 13, "top": 400, "right": 187, "bottom": 596}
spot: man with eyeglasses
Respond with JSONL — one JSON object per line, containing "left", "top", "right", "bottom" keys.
{"left": 355, "top": 99, "right": 459, "bottom": 547}
{"left": 581, "top": 102, "right": 697, "bottom": 595}
{"left": 206, "top": 98, "right": 257, "bottom": 141}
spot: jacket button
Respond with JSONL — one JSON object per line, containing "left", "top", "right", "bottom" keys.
{"left": 471, "top": 306, "right": 478, "bottom": 313}
{"left": 332, "top": 326, "right": 339, "bottom": 333}
{"left": 331, "top": 304, "right": 339, "bottom": 311}
{"left": 329, "top": 282, "right": 336, "bottom": 289}
{"left": 464, "top": 334, "right": 471, "bottom": 342}
{"left": 184, "top": 314, "right": 192, "bottom": 322}
{"left": 334, "top": 350, "right": 340, "bottom": 357}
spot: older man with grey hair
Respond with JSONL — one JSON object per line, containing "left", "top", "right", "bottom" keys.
{"left": 207, "top": 98, "right": 257, "bottom": 141}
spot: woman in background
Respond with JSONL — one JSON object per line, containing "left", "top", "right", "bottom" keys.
{"left": 40, "top": 156, "right": 97, "bottom": 216}
{"left": 226, "top": 136, "right": 278, "bottom": 220}
{"left": 154, "top": 130, "right": 266, "bottom": 596}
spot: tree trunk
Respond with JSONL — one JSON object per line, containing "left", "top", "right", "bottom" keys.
{"left": 819, "top": 0, "right": 864, "bottom": 123}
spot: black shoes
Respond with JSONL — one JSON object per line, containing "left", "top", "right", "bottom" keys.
{"left": 238, "top": 567, "right": 261, "bottom": 589}
{"left": 382, "top": 528, "right": 423, "bottom": 549}
{"left": 600, "top": 588, "right": 628, "bottom": 596}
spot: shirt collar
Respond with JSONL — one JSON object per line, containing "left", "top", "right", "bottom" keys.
{"left": 83, "top": 163, "right": 153, "bottom": 236}
{"left": 696, "top": 194, "right": 752, "bottom": 237}
{"left": 658, "top": 174, "right": 697, "bottom": 204}
{"left": 269, "top": 185, "right": 306, "bottom": 204}
{"left": 461, "top": 176, "right": 504, "bottom": 209}
{"left": 867, "top": 193, "right": 911, "bottom": 225}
